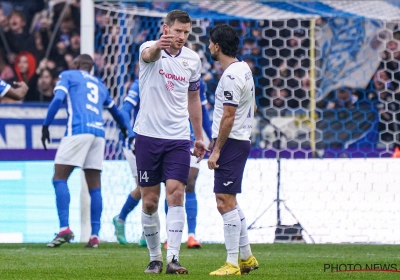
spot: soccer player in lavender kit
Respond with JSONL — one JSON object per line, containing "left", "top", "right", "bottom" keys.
{"left": 207, "top": 24, "right": 259, "bottom": 276}
{"left": 41, "top": 54, "right": 130, "bottom": 248}
{"left": 112, "top": 76, "right": 212, "bottom": 249}
{"left": 134, "top": 10, "right": 208, "bottom": 274}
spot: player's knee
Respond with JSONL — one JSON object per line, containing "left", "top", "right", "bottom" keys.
{"left": 167, "top": 189, "right": 185, "bottom": 206}
{"left": 216, "top": 196, "right": 235, "bottom": 214}
{"left": 142, "top": 198, "right": 158, "bottom": 213}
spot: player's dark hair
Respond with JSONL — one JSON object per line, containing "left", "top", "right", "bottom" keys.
{"left": 210, "top": 24, "right": 239, "bottom": 58}
{"left": 76, "top": 54, "right": 94, "bottom": 72}
{"left": 165, "top": 10, "right": 191, "bottom": 26}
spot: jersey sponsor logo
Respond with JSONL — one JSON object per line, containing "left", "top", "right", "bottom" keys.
{"left": 162, "top": 56, "right": 167, "bottom": 59}
{"left": 223, "top": 181, "right": 233, "bottom": 186}
{"left": 159, "top": 69, "right": 186, "bottom": 82}
{"left": 86, "top": 104, "right": 100, "bottom": 115}
{"left": 224, "top": 91, "right": 233, "bottom": 101}
{"left": 227, "top": 75, "right": 235, "bottom": 80}
{"left": 86, "top": 122, "right": 104, "bottom": 130}
{"left": 166, "top": 81, "right": 174, "bottom": 91}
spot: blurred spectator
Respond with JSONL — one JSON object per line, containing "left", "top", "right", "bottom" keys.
{"left": 64, "top": 53, "right": 74, "bottom": 69}
{"left": 4, "top": 11, "right": 36, "bottom": 58}
{"left": 241, "top": 38, "right": 261, "bottom": 57}
{"left": 326, "top": 88, "right": 358, "bottom": 110}
{"left": 7, "top": 0, "right": 45, "bottom": 33}
{"left": 375, "top": 91, "right": 400, "bottom": 147}
{"left": 373, "top": 69, "right": 396, "bottom": 92}
{"left": 66, "top": 30, "right": 80, "bottom": 57}
{"left": 0, "top": 6, "right": 7, "bottom": 30}
{"left": 7, "top": 51, "right": 38, "bottom": 102}
{"left": 36, "top": 67, "right": 57, "bottom": 102}
{"left": 0, "top": 50, "right": 14, "bottom": 80}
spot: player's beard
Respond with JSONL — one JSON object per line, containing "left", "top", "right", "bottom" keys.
{"left": 211, "top": 52, "right": 218, "bottom": 61}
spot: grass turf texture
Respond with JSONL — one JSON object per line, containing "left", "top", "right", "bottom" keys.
{"left": 1, "top": 243, "right": 400, "bottom": 279}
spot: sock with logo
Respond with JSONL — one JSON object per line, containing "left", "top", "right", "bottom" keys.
{"left": 222, "top": 208, "right": 241, "bottom": 267}
{"left": 166, "top": 206, "right": 185, "bottom": 263}
{"left": 236, "top": 204, "right": 252, "bottom": 260}
{"left": 142, "top": 210, "right": 162, "bottom": 262}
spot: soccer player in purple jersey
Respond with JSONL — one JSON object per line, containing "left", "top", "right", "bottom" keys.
{"left": 112, "top": 77, "right": 212, "bottom": 250}
{"left": 0, "top": 78, "right": 28, "bottom": 100}
{"left": 207, "top": 24, "right": 259, "bottom": 276}
{"left": 41, "top": 54, "right": 130, "bottom": 248}
{"left": 134, "top": 10, "right": 208, "bottom": 274}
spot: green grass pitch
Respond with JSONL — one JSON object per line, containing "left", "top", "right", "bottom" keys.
{"left": 1, "top": 243, "right": 400, "bottom": 279}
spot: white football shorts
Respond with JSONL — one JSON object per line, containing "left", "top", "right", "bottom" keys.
{"left": 55, "top": 134, "right": 105, "bottom": 170}
{"left": 123, "top": 147, "right": 138, "bottom": 177}
{"left": 190, "top": 149, "right": 200, "bottom": 169}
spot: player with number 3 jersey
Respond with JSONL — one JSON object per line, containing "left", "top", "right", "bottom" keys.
{"left": 41, "top": 54, "right": 130, "bottom": 249}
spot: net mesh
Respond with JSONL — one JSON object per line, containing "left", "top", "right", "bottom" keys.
{"left": 93, "top": 1, "right": 400, "bottom": 244}
{"left": 94, "top": 1, "right": 400, "bottom": 159}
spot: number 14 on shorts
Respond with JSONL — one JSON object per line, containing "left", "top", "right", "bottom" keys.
{"left": 139, "top": 171, "right": 149, "bottom": 183}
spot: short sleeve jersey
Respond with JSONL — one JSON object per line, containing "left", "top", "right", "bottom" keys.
{"left": 212, "top": 61, "right": 255, "bottom": 141}
{"left": 0, "top": 79, "right": 11, "bottom": 97}
{"left": 134, "top": 41, "right": 202, "bottom": 140}
{"left": 54, "top": 70, "right": 114, "bottom": 137}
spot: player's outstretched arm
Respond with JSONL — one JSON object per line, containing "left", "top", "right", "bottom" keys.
{"left": 42, "top": 91, "right": 65, "bottom": 150}
{"left": 120, "top": 101, "right": 136, "bottom": 148}
{"left": 5, "top": 81, "right": 29, "bottom": 100}
{"left": 142, "top": 29, "right": 174, "bottom": 62}
{"left": 108, "top": 104, "right": 129, "bottom": 139}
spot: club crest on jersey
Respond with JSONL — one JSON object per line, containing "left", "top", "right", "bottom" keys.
{"left": 181, "top": 58, "right": 189, "bottom": 69}
{"left": 166, "top": 81, "right": 174, "bottom": 91}
{"left": 224, "top": 91, "right": 233, "bottom": 101}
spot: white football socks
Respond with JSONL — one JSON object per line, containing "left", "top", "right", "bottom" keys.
{"left": 222, "top": 208, "right": 241, "bottom": 267}
{"left": 166, "top": 206, "right": 185, "bottom": 264}
{"left": 236, "top": 204, "right": 252, "bottom": 260}
{"left": 142, "top": 210, "right": 162, "bottom": 262}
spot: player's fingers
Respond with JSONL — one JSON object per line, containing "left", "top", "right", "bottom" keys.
{"left": 42, "top": 139, "right": 47, "bottom": 151}
{"left": 197, "top": 153, "right": 204, "bottom": 163}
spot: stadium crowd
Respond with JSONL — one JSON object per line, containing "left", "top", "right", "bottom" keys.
{"left": 1, "top": 1, "right": 400, "bottom": 151}
{"left": 0, "top": 0, "right": 80, "bottom": 103}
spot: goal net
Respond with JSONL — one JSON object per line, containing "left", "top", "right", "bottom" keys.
{"left": 95, "top": 0, "right": 400, "bottom": 159}
{"left": 91, "top": 1, "right": 400, "bottom": 244}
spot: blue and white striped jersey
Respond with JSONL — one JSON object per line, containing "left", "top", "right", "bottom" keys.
{"left": 0, "top": 78, "right": 11, "bottom": 98}
{"left": 54, "top": 70, "right": 114, "bottom": 137}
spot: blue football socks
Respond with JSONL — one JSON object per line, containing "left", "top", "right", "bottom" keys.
{"left": 118, "top": 194, "right": 140, "bottom": 221}
{"left": 53, "top": 180, "right": 70, "bottom": 228}
{"left": 185, "top": 192, "right": 198, "bottom": 234}
{"left": 89, "top": 188, "right": 102, "bottom": 236}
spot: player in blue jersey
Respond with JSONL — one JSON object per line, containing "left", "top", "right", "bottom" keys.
{"left": 112, "top": 77, "right": 213, "bottom": 249}
{"left": 0, "top": 78, "right": 28, "bottom": 100}
{"left": 41, "top": 54, "right": 130, "bottom": 248}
